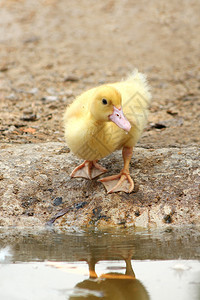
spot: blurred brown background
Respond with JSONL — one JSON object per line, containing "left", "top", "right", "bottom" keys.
{"left": 0, "top": 0, "right": 200, "bottom": 148}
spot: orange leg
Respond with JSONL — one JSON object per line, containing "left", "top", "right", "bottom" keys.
{"left": 98, "top": 147, "right": 134, "bottom": 193}
{"left": 70, "top": 160, "right": 107, "bottom": 180}
{"left": 87, "top": 258, "right": 98, "bottom": 279}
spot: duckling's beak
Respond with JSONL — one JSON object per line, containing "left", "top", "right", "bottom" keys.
{"left": 109, "top": 106, "right": 131, "bottom": 132}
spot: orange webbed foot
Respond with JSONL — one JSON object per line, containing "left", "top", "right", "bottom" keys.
{"left": 98, "top": 170, "right": 134, "bottom": 194}
{"left": 70, "top": 160, "right": 107, "bottom": 179}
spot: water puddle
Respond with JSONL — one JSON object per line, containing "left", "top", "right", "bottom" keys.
{"left": 0, "top": 227, "right": 199, "bottom": 300}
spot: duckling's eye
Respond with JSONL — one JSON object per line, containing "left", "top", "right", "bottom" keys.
{"left": 102, "top": 99, "right": 108, "bottom": 105}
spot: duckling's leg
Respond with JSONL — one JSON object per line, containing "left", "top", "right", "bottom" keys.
{"left": 98, "top": 147, "right": 134, "bottom": 193}
{"left": 70, "top": 160, "right": 107, "bottom": 180}
{"left": 87, "top": 258, "right": 98, "bottom": 279}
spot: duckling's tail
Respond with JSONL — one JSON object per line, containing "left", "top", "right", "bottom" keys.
{"left": 126, "top": 68, "right": 146, "bottom": 81}
{"left": 125, "top": 69, "right": 152, "bottom": 102}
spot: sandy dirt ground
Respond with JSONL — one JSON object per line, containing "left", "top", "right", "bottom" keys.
{"left": 0, "top": 0, "right": 199, "bottom": 228}
{"left": 0, "top": 0, "right": 200, "bottom": 148}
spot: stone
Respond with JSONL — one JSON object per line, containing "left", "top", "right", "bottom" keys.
{"left": 64, "top": 75, "right": 79, "bottom": 82}
{"left": 53, "top": 197, "right": 63, "bottom": 206}
{"left": 0, "top": 143, "right": 199, "bottom": 228}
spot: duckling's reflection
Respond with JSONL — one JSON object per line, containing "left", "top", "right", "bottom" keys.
{"left": 70, "top": 256, "right": 149, "bottom": 300}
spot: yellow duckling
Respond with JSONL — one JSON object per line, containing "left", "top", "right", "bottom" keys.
{"left": 64, "top": 69, "right": 151, "bottom": 193}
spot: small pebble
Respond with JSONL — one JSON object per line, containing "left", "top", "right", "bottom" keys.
{"left": 20, "top": 114, "right": 37, "bottom": 121}
{"left": 28, "top": 88, "right": 38, "bottom": 94}
{"left": 150, "top": 123, "right": 167, "bottom": 129}
{"left": 64, "top": 75, "right": 79, "bottom": 82}
{"left": 48, "top": 104, "right": 58, "bottom": 109}
{"left": 26, "top": 210, "right": 34, "bottom": 216}
{"left": 59, "top": 89, "right": 73, "bottom": 97}
{"left": 74, "top": 201, "right": 87, "bottom": 210}
{"left": 23, "top": 36, "right": 40, "bottom": 43}
{"left": 23, "top": 108, "right": 34, "bottom": 115}
{"left": 41, "top": 95, "right": 58, "bottom": 102}
{"left": 0, "top": 65, "right": 8, "bottom": 72}
{"left": 53, "top": 197, "right": 63, "bottom": 206}
{"left": 46, "top": 87, "right": 57, "bottom": 95}
{"left": 135, "top": 209, "right": 140, "bottom": 217}
{"left": 5, "top": 125, "right": 17, "bottom": 133}
{"left": 167, "top": 109, "right": 178, "bottom": 116}
{"left": 163, "top": 214, "right": 172, "bottom": 223}
{"left": 56, "top": 146, "right": 70, "bottom": 154}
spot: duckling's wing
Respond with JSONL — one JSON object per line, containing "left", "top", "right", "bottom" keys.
{"left": 64, "top": 88, "right": 95, "bottom": 122}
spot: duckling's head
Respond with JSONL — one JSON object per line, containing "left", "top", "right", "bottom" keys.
{"left": 90, "top": 85, "right": 131, "bottom": 132}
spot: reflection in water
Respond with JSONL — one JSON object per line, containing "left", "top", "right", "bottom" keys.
{"left": 71, "top": 258, "right": 149, "bottom": 300}
{"left": 0, "top": 228, "right": 199, "bottom": 300}
{"left": 51, "top": 251, "right": 149, "bottom": 300}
